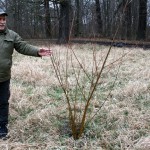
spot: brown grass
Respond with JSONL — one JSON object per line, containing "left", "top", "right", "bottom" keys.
{"left": 0, "top": 43, "right": 149, "bottom": 149}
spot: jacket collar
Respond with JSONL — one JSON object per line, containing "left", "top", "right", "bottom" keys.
{"left": 4, "top": 27, "right": 8, "bottom": 34}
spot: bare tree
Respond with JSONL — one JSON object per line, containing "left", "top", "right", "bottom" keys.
{"left": 74, "top": 0, "right": 83, "bottom": 37}
{"left": 44, "top": 0, "right": 52, "bottom": 38}
{"left": 57, "top": 0, "right": 70, "bottom": 44}
{"left": 137, "top": 0, "right": 147, "bottom": 40}
{"left": 126, "top": 0, "right": 132, "bottom": 39}
{"left": 95, "top": 0, "right": 103, "bottom": 36}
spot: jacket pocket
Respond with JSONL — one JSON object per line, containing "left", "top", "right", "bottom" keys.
{"left": 4, "top": 38, "right": 14, "bottom": 43}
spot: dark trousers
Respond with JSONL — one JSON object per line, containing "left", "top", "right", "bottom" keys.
{"left": 0, "top": 80, "right": 10, "bottom": 126}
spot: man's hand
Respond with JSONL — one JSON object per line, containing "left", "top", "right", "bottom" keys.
{"left": 38, "top": 48, "right": 53, "bottom": 57}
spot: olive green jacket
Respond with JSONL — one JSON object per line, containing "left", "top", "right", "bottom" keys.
{"left": 0, "top": 28, "right": 40, "bottom": 82}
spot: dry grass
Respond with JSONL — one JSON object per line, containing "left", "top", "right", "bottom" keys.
{"left": 0, "top": 43, "right": 149, "bottom": 149}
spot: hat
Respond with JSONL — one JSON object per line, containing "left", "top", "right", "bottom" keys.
{"left": 0, "top": 9, "right": 8, "bottom": 16}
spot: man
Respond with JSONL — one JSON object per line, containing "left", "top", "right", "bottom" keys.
{"left": 0, "top": 10, "right": 52, "bottom": 139}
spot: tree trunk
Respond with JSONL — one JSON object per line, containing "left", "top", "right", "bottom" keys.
{"left": 95, "top": 0, "right": 102, "bottom": 36}
{"left": 74, "top": 0, "right": 83, "bottom": 37}
{"left": 120, "top": 0, "right": 132, "bottom": 40}
{"left": 44, "top": 0, "right": 51, "bottom": 38}
{"left": 126, "top": 0, "right": 132, "bottom": 40}
{"left": 57, "top": 0, "right": 70, "bottom": 44}
{"left": 136, "top": 0, "right": 147, "bottom": 40}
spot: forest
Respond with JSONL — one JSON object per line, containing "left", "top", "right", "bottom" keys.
{"left": 1, "top": 0, "right": 149, "bottom": 43}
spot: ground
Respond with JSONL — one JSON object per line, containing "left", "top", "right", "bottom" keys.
{"left": 0, "top": 43, "right": 149, "bottom": 150}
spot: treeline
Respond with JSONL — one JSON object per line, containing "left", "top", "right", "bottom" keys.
{"left": 1, "top": 0, "right": 149, "bottom": 43}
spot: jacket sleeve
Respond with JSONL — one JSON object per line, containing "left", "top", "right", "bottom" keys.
{"left": 14, "top": 33, "right": 40, "bottom": 57}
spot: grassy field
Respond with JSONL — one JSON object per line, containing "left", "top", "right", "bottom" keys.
{"left": 0, "top": 43, "right": 149, "bottom": 150}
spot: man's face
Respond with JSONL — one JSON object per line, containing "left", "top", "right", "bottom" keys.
{"left": 0, "top": 16, "right": 6, "bottom": 31}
